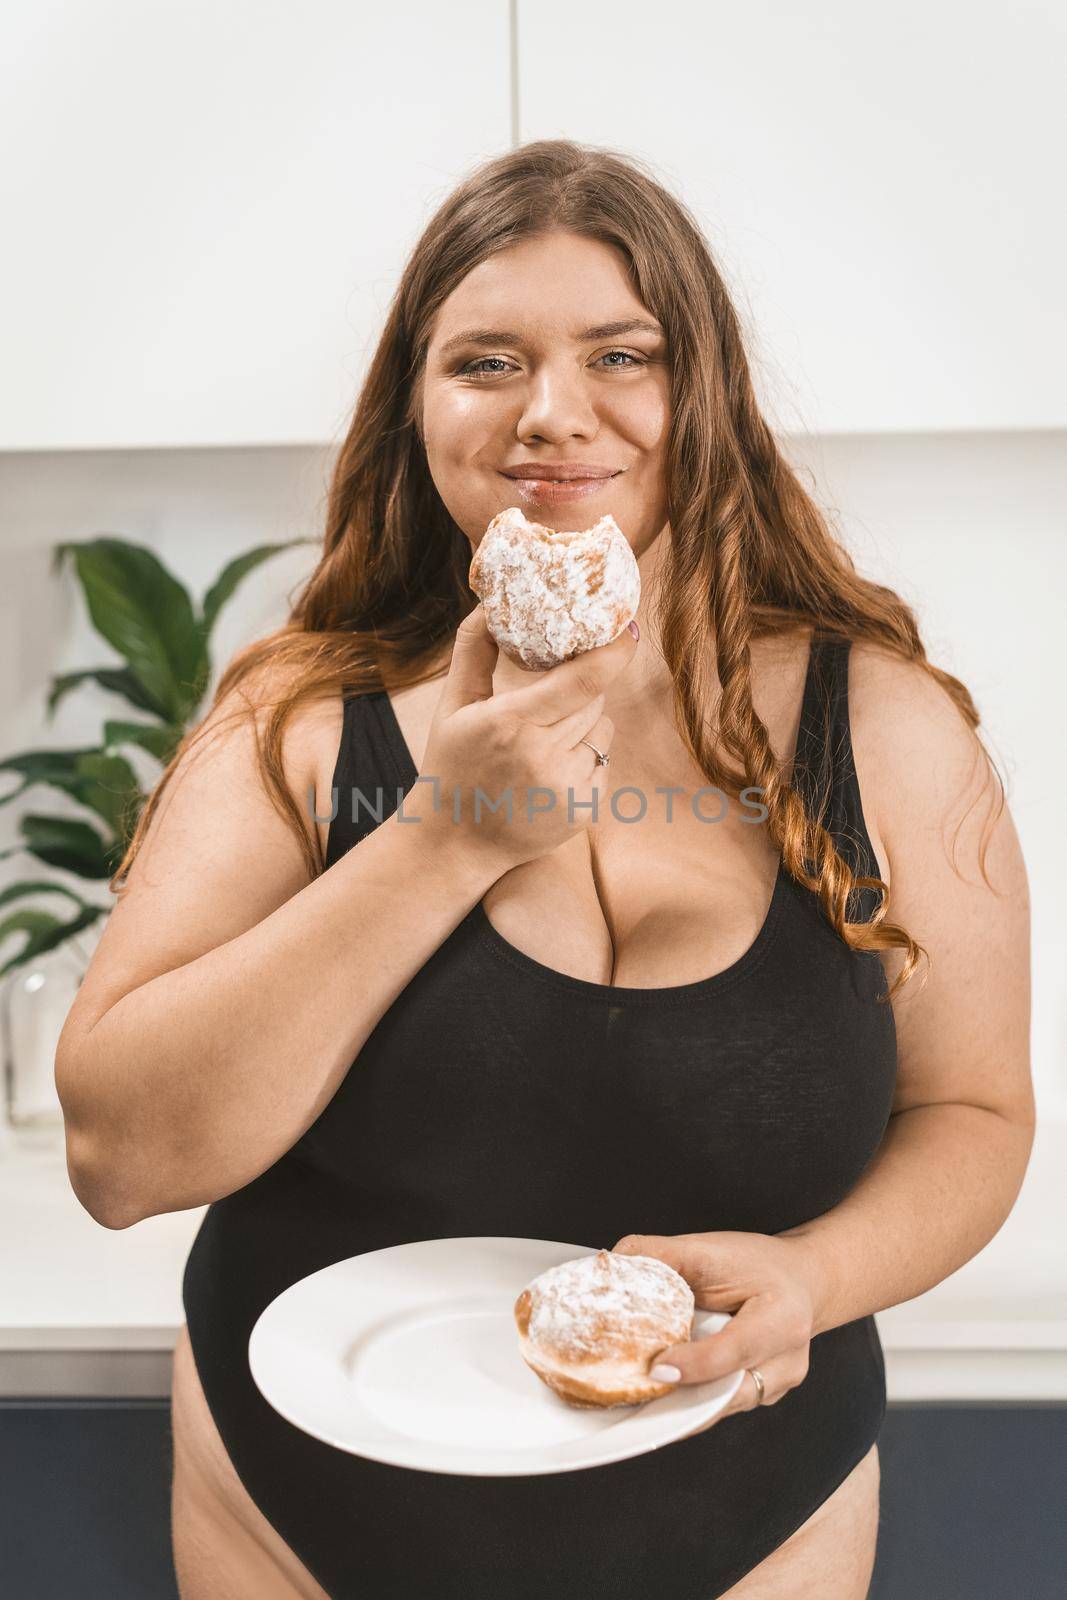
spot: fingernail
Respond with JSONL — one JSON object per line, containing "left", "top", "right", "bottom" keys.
{"left": 650, "top": 1364, "right": 681, "bottom": 1382}
{"left": 627, "top": 619, "right": 640, "bottom": 641}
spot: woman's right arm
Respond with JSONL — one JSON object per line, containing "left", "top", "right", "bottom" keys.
{"left": 57, "top": 604, "right": 633, "bottom": 1229}
{"left": 56, "top": 673, "right": 499, "bottom": 1230}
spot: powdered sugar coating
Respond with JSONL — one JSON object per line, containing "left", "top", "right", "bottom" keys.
{"left": 468, "top": 506, "right": 641, "bottom": 671}
{"left": 523, "top": 1248, "right": 694, "bottom": 1364}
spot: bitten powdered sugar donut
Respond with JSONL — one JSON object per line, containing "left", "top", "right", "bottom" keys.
{"left": 468, "top": 506, "right": 641, "bottom": 671}
{"left": 513, "top": 1248, "right": 695, "bottom": 1408}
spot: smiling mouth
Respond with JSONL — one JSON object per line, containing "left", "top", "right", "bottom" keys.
{"left": 497, "top": 472, "right": 621, "bottom": 503}
{"left": 498, "top": 470, "right": 621, "bottom": 484}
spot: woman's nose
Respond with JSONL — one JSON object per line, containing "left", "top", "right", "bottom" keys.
{"left": 514, "top": 364, "right": 599, "bottom": 441}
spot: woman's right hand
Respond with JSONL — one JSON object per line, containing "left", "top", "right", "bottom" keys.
{"left": 412, "top": 603, "right": 638, "bottom": 875}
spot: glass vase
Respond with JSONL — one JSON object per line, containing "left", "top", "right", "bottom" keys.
{"left": 1, "top": 941, "right": 87, "bottom": 1142}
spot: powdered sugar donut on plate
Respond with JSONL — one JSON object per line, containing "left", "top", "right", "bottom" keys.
{"left": 513, "top": 1248, "right": 695, "bottom": 1408}
{"left": 468, "top": 506, "right": 641, "bottom": 671}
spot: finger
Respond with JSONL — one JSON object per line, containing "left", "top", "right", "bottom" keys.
{"left": 436, "top": 605, "right": 498, "bottom": 716}
{"left": 651, "top": 1294, "right": 793, "bottom": 1385}
{"left": 572, "top": 719, "right": 616, "bottom": 785}
{"left": 497, "top": 621, "right": 638, "bottom": 727}
{"left": 571, "top": 713, "right": 615, "bottom": 763}
{"left": 675, "top": 1367, "right": 766, "bottom": 1441}
{"left": 553, "top": 696, "right": 613, "bottom": 751}
{"left": 720, "top": 1365, "right": 769, "bottom": 1416}
{"left": 677, "top": 1368, "right": 763, "bottom": 1438}
{"left": 613, "top": 1233, "right": 752, "bottom": 1313}
{"left": 719, "top": 1348, "right": 809, "bottom": 1413}
{"left": 678, "top": 1352, "right": 805, "bottom": 1440}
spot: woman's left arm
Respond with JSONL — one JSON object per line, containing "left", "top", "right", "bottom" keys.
{"left": 780, "top": 641, "right": 1035, "bottom": 1329}
{"left": 614, "top": 645, "right": 1034, "bottom": 1415}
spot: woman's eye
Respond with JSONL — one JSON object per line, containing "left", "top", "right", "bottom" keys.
{"left": 457, "top": 350, "right": 646, "bottom": 379}
{"left": 458, "top": 357, "right": 511, "bottom": 378}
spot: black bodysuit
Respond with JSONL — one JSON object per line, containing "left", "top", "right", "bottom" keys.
{"left": 181, "top": 630, "right": 897, "bottom": 1599}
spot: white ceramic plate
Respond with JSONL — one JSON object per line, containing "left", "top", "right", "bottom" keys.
{"left": 248, "top": 1235, "right": 745, "bottom": 1476}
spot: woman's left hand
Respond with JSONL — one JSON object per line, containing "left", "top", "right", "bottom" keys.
{"left": 611, "top": 1230, "right": 821, "bottom": 1439}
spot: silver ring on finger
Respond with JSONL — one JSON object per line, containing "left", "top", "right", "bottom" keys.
{"left": 746, "top": 1366, "right": 766, "bottom": 1405}
{"left": 578, "top": 738, "right": 610, "bottom": 767}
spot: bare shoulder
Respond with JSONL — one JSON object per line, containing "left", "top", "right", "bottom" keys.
{"left": 135, "top": 655, "right": 341, "bottom": 882}
{"left": 845, "top": 639, "right": 1008, "bottom": 870}
{"left": 58, "top": 656, "right": 343, "bottom": 1046}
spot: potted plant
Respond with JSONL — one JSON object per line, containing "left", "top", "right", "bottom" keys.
{"left": 0, "top": 533, "right": 309, "bottom": 1134}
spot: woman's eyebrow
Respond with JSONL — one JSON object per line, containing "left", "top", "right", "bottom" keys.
{"left": 437, "top": 318, "right": 664, "bottom": 357}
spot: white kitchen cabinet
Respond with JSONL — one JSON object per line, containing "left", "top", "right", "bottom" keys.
{"left": 0, "top": 0, "right": 510, "bottom": 449}
{"left": 517, "top": 0, "right": 1066, "bottom": 434}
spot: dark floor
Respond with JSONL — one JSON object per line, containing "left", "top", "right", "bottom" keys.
{"left": 0, "top": 1401, "right": 1063, "bottom": 1598}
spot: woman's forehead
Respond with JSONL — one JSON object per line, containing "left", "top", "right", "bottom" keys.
{"left": 428, "top": 260, "right": 655, "bottom": 355}
{"left": 430, "top": 234, "right": 648, "bottom": 338}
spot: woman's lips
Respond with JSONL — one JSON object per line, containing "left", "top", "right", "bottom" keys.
{"left": 498, "top": 471, "right": 619, "bottom": 505}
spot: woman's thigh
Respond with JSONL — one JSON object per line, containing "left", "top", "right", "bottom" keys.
{"left": 170, "top": 1322, "right": 331, "bottom": 1600}
{"left": 720, "top": 1442, "right": 881, "bottom": 1600}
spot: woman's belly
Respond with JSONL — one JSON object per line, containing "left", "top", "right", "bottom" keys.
{"left": 170, "top": 1320, "right": 880, "bottom": 1600}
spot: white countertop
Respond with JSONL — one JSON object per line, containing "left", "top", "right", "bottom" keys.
{"left": 2, "top": 1116, "right": 1065, "bottom": 1400}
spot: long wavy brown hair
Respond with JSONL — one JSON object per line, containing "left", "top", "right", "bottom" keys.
{"left": 110, "top": 138, "right": 1005, "bottom": 1004}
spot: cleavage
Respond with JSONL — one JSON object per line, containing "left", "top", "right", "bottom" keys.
{"left": 479, "top": 804, "right": 782, "bottom": 989}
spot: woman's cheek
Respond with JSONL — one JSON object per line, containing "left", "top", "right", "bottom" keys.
{"left": 615, "top": 381, "right": 670, "bottom": 452}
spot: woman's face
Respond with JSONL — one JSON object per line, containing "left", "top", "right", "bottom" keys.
{"left": 419, "top": 229, "right": 671, "bottom": 559}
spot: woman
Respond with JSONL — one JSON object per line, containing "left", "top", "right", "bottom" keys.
{"left": 56, "top": 141, "right": 1033, "bottom": 1599}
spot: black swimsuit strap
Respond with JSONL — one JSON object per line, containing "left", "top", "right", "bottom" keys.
{"left": 790, "top": 632, "right": 884, "bottom": 922}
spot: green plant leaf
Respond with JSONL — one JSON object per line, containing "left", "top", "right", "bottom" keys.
{"left": 46, "top": 666, "right": 175, "bottom": 720}
{"left": 15, "top": 815, "right": 117, "bottom": 878}
{"left": 0, "top": 903, "right": 105, "bottom": 978}
{"left": 199, "top": 539, "right": 314, "bottom": 641}
{"left": 0, "top": 880, "right": 96, "bottom": 912}
{"left": 102, "top": 719, "right": 184, "bottom": 762}
{"left": 72, "top": 752, "right": 142, "bottom": 837}
{"left": 0, "top": 748, "right": 141, "bottom": 836}
{"left": 53, "top": 538, "right": 209, "bottom": 722}
{"left": 0, "top": 749, "right": 97, "bottom": 805}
